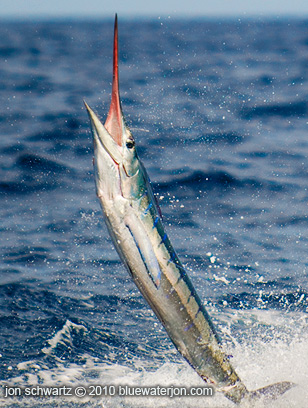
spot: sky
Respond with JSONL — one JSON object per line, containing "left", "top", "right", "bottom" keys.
{"left": 1, "top": 0, "right": 308, "bottom": 19}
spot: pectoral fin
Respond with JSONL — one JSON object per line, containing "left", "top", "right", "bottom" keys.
{"left": 125, "top": 214, "right": 161, "bottom": 288}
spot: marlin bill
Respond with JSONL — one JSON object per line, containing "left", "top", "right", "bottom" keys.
{"left": 84, "top": 15, "right": 294, "bottom": 405}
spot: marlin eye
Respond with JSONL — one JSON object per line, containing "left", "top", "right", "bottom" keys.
{"left": 126, "top": 140, "right": 135, "bottom": 149}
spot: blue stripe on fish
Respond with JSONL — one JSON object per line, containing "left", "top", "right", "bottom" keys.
{"left": 144, "top": 202, "right": 153, "bottom": 215}
{"left": 168, "top": 251, "right": 176, "bottom": 264}
{"left": 153, "top": 216, "right": 160, "bottom": 229}
{"left": 160, "top": 233, "right": 167, "bottom": 245}
{"left": 184, "top": 321, "right": 194, "bottom": 332}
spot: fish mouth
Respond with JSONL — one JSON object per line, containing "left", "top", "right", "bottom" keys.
{"left": 84, "top": 14, "right": 126, "bottom": 164}
{"left": 84, "top": 101, "right": 122, "bottom": 165}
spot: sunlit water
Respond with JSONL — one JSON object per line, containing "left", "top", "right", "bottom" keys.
{"left": 0, "top": 18, "right": 308, "bottom": 407}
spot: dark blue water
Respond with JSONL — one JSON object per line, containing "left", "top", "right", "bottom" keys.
{"left": 0, "top": 18, "right": 308, "bottom": 407}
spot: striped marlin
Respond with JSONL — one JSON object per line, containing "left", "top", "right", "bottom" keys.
{"left": 85, "top": 15, "right": 294, "bottom": 404}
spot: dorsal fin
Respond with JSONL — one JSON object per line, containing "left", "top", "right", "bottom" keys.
{"left": 105, "top": 14, "right": 123, "bottom": 147}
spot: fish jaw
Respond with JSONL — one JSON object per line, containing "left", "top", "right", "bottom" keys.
{"left": 84, "top": 101, "right": 122, "bottom": 201}
{"left": 84, "top": 102, "right": 122, "bottom": 165}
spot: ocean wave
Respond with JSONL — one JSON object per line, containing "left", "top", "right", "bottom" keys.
{"left": 153, "top": 169, "right": 294, "bottom": 194}
{"left": 219, "top": 290, "right": 308, "bottom": 312}
{"left": 241, "top": 101, "right": 308, "bottom": 119}
{"left": 188, "top": 132, "right": 244, "bottom": 145}
{"left": 0, "top": 153, "right": 74, "bottom": 195}
{"left": 3, "top": 246, "right": 49, "bottom": 265}
{"left": 16, "top": 153, "right": 68, "bottom": 173}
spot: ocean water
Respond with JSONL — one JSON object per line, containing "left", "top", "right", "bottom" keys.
{"left": 0, "top": 17, "right": 308, "bottom": 407}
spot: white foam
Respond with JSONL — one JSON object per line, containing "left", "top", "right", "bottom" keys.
{"left": 1, "top": 311, "right": 307, "bottom": 407}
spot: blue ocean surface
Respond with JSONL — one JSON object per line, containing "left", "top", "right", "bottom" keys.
{"left": 0, "top": 17, "right": 308, "bottom": 407}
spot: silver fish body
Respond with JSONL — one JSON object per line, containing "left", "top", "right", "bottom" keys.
{"left": 101, "top": 175, "right": 248, "bottom": 402}
{"left": 85, "top": 15, "right": 294, "bottom": 404}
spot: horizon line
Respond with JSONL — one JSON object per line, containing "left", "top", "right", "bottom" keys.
{"left": 1, "top": 12, "right": 308, "bottom": 21}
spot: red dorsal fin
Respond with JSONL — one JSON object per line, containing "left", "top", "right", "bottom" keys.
{"left": 105, "top": 14, "right": 123, "bottom": 146}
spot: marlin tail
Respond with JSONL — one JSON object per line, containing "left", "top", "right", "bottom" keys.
{"left": 85, "top": 15, "right": 294, "bottom": 404}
